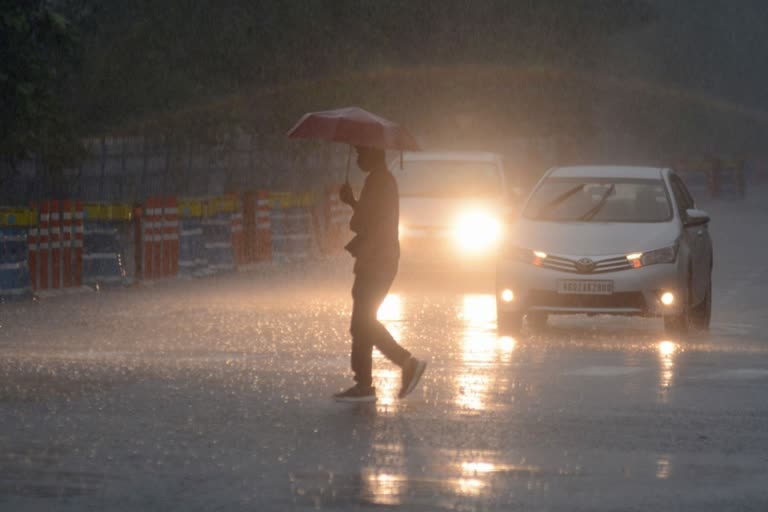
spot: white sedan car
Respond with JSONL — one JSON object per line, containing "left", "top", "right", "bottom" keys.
{"left": 496, "top": 166, "right": 713, "bottom": 335}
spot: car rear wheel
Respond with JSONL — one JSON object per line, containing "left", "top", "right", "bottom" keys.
{"left": 497, "top": 310, "right": 523, "bottom": 335}
{"left": 691, "top": 275, "right": 712, "bottom": 330}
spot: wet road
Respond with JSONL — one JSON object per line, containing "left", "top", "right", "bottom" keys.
{"left": 2, "top": 192, "right": 768, "bottom": 511}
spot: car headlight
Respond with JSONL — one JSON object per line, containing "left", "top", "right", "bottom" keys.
{"left": 626, "top": 243, "right": 678, "bottom": 268}
{"left": 454, "top": 211, "right": 501, "bottom": 252}
{"left": 503, "top": 246, "right": 548, "bottom": 265}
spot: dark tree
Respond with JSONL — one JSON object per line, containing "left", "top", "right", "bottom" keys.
{"left": 0, "top": 0, "right": 83, "bottom": 183}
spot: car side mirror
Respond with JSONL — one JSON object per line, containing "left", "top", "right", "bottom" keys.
{"left": 685, "top": 208, "right": 710, "bottom": 227}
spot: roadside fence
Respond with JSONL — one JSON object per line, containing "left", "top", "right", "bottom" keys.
{"left": 0, "top": 184, "right": 353, "bottom": 301}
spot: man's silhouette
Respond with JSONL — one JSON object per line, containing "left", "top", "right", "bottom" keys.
{"left": 334, "top": 146, "right": 426, "bottom": 402}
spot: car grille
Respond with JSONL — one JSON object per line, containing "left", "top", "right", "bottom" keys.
{"left": 539, "top": 254, "right": 633, "bottom": 274}
{"left": 528, "top": 290, "right": 646, "bottom": 310}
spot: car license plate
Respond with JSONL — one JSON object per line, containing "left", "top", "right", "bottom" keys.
{"left": 557, "top": 280, "right": 614, "bottom": 295}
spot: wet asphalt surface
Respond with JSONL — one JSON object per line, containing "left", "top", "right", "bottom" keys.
{"left": 1, "top": 192, "right": 768, "bottom": 511}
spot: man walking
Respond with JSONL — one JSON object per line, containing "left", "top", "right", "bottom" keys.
{"left": 334, "top": 145, "right": 426, "bottom": 403}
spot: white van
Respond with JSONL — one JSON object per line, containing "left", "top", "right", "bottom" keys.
{"left": 390, "top": 151, "right": 513, "bottom": 271}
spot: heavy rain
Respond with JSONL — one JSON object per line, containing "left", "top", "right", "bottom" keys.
{"left": 2, "top": 2, "right": 768, "bottom": 511}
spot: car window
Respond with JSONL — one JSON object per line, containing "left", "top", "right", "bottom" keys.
{"left": 669, "top": 175, "right": 695, "bottom": 213}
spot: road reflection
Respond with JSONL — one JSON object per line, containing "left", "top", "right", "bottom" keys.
{"left": 452, "top": 458, "right": 545, "bottom": 498}
{"left": 373, "top": 294, "right": 404, "bottom": 409}
{"left": 656, "top": 455, "right": 672, "bottom": 480}
{"left": 658, "top": 340, "right": 678, "bottom": 402}
{"left": 377, "top": 293, "right": 403, "bottom": 340}
{"left": 362, "top": 469, "right": 406, "bottom": 505}
{"left": 372, "top": 293, "right": 520, "bottom": 412}
{"left": 455, "top": 294, "right": 517, "bottom": 413}
{"left": 361, "top": 417, "right": 407, "bottom": 505}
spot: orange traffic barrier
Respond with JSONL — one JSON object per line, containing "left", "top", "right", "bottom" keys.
{"left": 139, "top": 197, "right": 179, "bottom": 280}
{"left": 73, "top": 201, "right": 84, "bottom": 286}
{"left": 163, "top": 197, "right": 179, "bottom": 277}
{"left": 227, "top": 193, "right": 245, "bottom": 266}
{"left": 27, "top": 200, "right": 83, "bottom": 290}
{"left": 50, "top": 200, "right": 62, "bottom": 288}
{"left": 38, "top": 201, "right": 50, "bottom": 290}
{"left": 61, "top": 200, "right": 73, "bottom": 287}
{"left": 28, "top": 203, "right": 38, "bottom": 290}
{"left": 255, "top": 190, "right": 272, "bottom": 262}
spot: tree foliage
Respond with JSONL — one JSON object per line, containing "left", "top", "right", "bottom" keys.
{"left": 2, "top": 0, "right": 657, "bottom": 175}
{"left": 67, "top": 0, "right": 655, "bottom": 139}
{"left": 0, "top": 0, "right": 83, "bottom": 175}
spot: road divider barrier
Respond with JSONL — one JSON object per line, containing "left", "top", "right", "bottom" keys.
{"left": 28, "top": 201, "right": 83, "bottom": 290}
{"left": 138, "top": 197, "right": 179, "bottom": 280}
{"left": 324, "top": 185, "right": 351, "bottom": 254}
{"left": 202, "top": 196, "right": 237, "bottom": 274}
{"left": 178, "top": 199, "right": 207, "bottom": 277}
{"left": 1, "top": 186, "right": 365, "bottom": 300}
{"left": 0, "top": 222, "right": 32, "bottom": 302}
{"left": 239, "top": 190, "right": 273, "bottom": 265}
{"left": 230, "top": 196, "right": 246, "bottom": 266}
{"left": 270, "top": 199, "right": 314, "bottom": 262}
{"left": 81, "top": 202, "right": 131, "bottom": 287}
{"left": 255, "top": 190, "right": 272, "bottom": 262}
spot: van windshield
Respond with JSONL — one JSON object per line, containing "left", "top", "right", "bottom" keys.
{"left": 392, "top": 160, "right": 502, "bottom": 198}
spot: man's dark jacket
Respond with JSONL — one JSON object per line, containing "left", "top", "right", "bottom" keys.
{"left": 345, "top": 168, "right": 400, "bottom": 275}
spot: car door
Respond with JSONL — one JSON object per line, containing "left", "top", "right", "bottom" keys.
{"left": 669, "top": 174, "right": 709, "bottom": 305}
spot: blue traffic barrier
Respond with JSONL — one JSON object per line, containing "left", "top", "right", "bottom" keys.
{"left": 0, "top": 227, "right": 32, "bottom": 302}
{"left": 178, "top": 218, "right": 207, "bottom": 276}
{"left": 271, "top": 206, "right": 313, "bottom": 262}
{"left": 82, "top": 221, "right": 126, "bottom": 286}
{"left": 202, "top": 214, "right": 234, "bottom": 273}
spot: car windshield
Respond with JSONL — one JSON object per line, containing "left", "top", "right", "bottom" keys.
{"left": 392, "top": 160, "right": 502, "bottom": 198}
{"left": 523, "top": 177, "right": 672, "bottom": 222}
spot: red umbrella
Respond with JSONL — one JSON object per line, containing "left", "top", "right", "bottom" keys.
{"left": 287, "top": 106, "right": 420, "bottom": 151}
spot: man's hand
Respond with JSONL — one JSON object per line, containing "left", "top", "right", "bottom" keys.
{"left": 339, "top": 183, "right": 356, "bottom": 207}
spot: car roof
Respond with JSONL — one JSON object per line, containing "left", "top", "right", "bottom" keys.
{"left": 401, "top": 151, "right": 501, "bottom": 163}
{"left": 548, "top": 166, "right": 667, "bottom": 180}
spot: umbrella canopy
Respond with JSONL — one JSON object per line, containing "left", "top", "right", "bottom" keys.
{"left": 287, "top": 107, "right": 420, "bottom": 151}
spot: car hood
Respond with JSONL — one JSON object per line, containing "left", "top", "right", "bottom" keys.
{"left": 509, "top": 219, "right": 680, "bottom": 256}
{"left": 399, "top": 197, "right": 503, "bottom": 228}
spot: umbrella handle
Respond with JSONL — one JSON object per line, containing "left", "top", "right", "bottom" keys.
{"left": 345, "top": 145, "right": 352, "bottom": 184}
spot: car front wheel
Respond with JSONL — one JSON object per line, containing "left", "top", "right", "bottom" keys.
{"left": 691, "top": 275, "right": 712, "bottom": 330}
{"left": 664, "top": 273, "right": 692, "bottom": 335}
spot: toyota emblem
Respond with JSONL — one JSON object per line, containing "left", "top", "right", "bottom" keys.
{"left": 576, "top": 258, "right": 595, "bottom": 273}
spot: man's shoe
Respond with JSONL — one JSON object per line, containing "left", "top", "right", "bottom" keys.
{"left": 333, "top": 384, "right": 377, "bottom": 403}
{"left": 399, "top": 358, "right": 427, "bottom": 399}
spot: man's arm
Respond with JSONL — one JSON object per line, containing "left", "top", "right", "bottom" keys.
{"left": 349, "top": 178, "right": 376, "bottom": 234}
{"left": 339, "top": 183, "right": 357, "bottom": 209}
